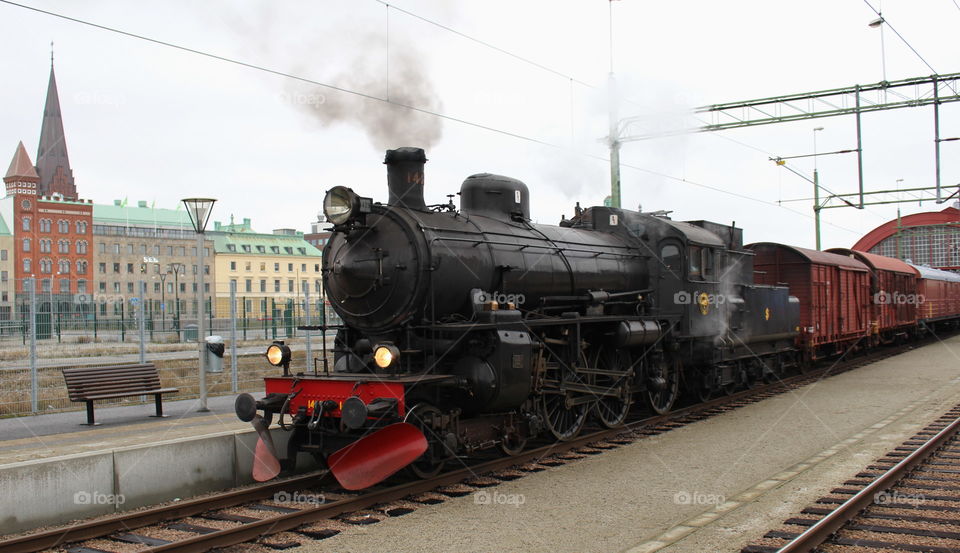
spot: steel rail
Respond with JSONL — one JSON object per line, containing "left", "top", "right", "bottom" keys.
{"left": 775, "top": 414, "right": 960, "bottom": 553}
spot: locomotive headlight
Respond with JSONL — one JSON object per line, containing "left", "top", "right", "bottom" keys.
{"left": 265, "top": 342, "right": 291, "bottom": 367}
{"left": 373, "top": 343, "right": 400, "bottom": 369}
{"left": 324, "top": 186, "right": 359, "bottom": 225}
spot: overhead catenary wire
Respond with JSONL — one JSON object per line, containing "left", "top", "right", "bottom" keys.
{"left": 0, "top": 0, "right": 863, "bottom": 237}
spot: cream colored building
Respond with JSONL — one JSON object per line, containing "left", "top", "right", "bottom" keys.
{"left": 210, "top": 218, "right": 323, "bottom": 319}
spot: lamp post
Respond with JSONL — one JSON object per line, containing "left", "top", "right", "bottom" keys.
{"left": 868, "top": 15, "right": 887, "bottom": 82}
{"left": 183, "top": 198, "right": 216, "bottom": 412}
{"left": 813, "top": 126, "right": 825, "bottom": 250}
{"left": 171, "top": 263, "right": 184, "bottom": 332}
{"left": 158, "top": 269, "right": 167, "bottom": 330}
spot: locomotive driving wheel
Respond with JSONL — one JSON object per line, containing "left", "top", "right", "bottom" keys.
{"left": 647, "top": 356, "right": 681, "bottom": 415}
{"left": 404, "top": 403, "right": 449, "bottom": 479}
{"left": 539, "top": 350, "right": 590, "bottom": 441}
{"left": 591, "top": 346, "right": 633, "bottom": 428}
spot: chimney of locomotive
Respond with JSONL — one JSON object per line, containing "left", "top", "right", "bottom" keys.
{"left": 384, "top": 147, "right": 427, "bottom": 210}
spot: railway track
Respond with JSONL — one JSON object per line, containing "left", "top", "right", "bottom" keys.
{"left": 0, "top": 338, "right": 933, "bottom": 553}
{"left": 742, "top": 403, "right": 960, "bottom": 553}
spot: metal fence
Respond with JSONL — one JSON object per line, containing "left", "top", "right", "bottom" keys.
{"left": 0, "top": 278, "right": 341, "bottom": 417}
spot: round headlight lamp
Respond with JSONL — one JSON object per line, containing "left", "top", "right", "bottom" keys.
{"left": 265, "top": 342, "right": 291, "bottom": 367}
{"left": 323, "top": 186, "right": 359, "bottom": 225}
{"left": 373, "top": 343, "right": 400, "bottom": 369}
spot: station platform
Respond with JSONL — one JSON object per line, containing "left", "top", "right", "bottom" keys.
{"left": 0, "top": 393, "right": 319, "bottom": 536}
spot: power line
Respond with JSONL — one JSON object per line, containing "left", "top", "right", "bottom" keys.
{"left": 862, "top": 0, "right": 943, "bottom": 77}
{"left": 952, "top": 0, "right": 960, "bottom": 14}
{"left": 0, "top": 0, "right": 861, "bottom": 236}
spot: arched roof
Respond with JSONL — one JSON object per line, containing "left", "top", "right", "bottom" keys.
{"left": 852, "top": 206, "right": 960, "bottom": 251}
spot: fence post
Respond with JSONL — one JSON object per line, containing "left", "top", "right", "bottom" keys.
{"left": 304, "top": 284, "right": 312, "bottom": 374}
{"left": 120, "top": 300, "right": 125, "bottom": 342}
{"left": 28, "top": 278, "right": 37, "bottom": 414}
{"left": 138, "top": 281, "right": 146, "bottom": 364}
{"left": 56, "top": 310, "right": 61, "bottom": 343}
{"left": 93, "top": 304, "right": 98, "bottom": 340}
{"left": 230, "top": 281, "right": 238, "bottom": 393}
{"left": 242, "top": 296, "right": 247, "bottom": 341}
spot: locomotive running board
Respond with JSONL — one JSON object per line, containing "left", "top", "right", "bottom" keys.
{"left": 327, "top": 423, "right": 428, "bottom": 490}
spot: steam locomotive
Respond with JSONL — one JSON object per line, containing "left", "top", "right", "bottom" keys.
{"left": 235, "top": 147, "right": 958, "bottom": 490}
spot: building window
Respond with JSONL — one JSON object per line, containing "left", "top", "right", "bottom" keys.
{"left": 166, "top": 282, "right": 173, "bottom": 294}
{"left": 243, "top": 245, "right": 252, "bottom": 253}
{"left": 204, "top": 283, "right": 209, "bottom": 292}
{"left": 0, "top": 271, "right": 6, "bottom": 282}
{"left": 301, "top": 263, "right": 307, "bottom": 272}
{"left": 39, "top": 239, "right": 50, "bottom": 253}
{"left": 154, "top": 245, "right": 160, "bottom": 255}
{"left": 204, "top": 265, "right": 209, "bottom": 275}
{"left": 168, "top": 246, "right": 174, "bottom": 256}
{"left": 288, "top": 263, "right": 293, "bottom": 272}
{"left": 76, "top": 240, "right": 88, "bottom": 254}
{"left": 314, "top": 264, "right": 320, "bottom": 272}
{"left": 76, "top": 221, "right": 87, "bottom": 234}
{"left": 298, "top": 247, "right": 306, "bottom": 255}
{"left": 40, "top": 258, "right": 52, "bottom": 274}
{"left": 99, "top": 262, "right": 106, "bottom": 273}
{"left": 59, "top": 278, "right": 70, "bottom": 294}
{"left": 204, "top": 247, "right": 209, "bottom": 256}
{"left": 40, "top": 218, "right": 51, "bottom": 232}
{"left": 285, "top": 247, "right": 293, "bottom": 255}
{"left": 288, "top": 279, "right": 294, "bottom": 292}
{"left": 274, "top": 263, "right": 280, "bottom": 272}
{"left": 22, "top": 238, "right": 30, "bottom": 252}
{"left": 58, "top": 240, "right": 69, "bottom": 254}
{"left": 180, "top": 283, "right": 186, "bottom": 293}
{"left": 274, "top": 279, "right": 280, "bottom": 292}
{"left": 192, "top": 247, "right": 197, "bottom": 257}
{"left": 177, "top": 246, "right": 185, "bottom": 256}
{"left": 271, "top": 246, "right": 280, "bottom": 254}
{"left": 78, "top": 279, "right": 87, "bottom": 294}
{"left": 192, "top": 264, "right": 198, "bottom": 275}
{"left": 260, "top": 279, "right": 266, "bottom": 292}
{"left": 127, "top": 263, "right": 134, "bottom": 273}
{"left": 0, "top": 250, "right": 6, "bottom": 261}
{"left": 23, "top": 258, "right": 30, "bottom": 272}
{"left": 260, "top": 262, "right": 266, "bottom": 271}
{"left": 100, "top": 282, "right": 106, "bottom": 293}
{"left": 245, "top": 279, "right": 252, "bottom": 292}
{"left": 58, "top": 259, "right": 70, "bottom": 274}
{"left": 99, "top": 243, "right": 106, "bottom": 254}
{"left": 22, "top": 217, "right": 30, "bottom": 231}
{"left": 230, "top": 278, "right": 237, "bottom": 292}
{"left": 41, "top": 278, "right": 51, "bottom": 292}
{"left": 58, "top": 220, "right": 69, "bottom": 233}
{"left": 126, "top": 244, "right": 134, "bottom": 254}
{"left": 77, "top": 260, "right": 87, "bottom": 274}
{"left": 113, "top": 263, "right": 120, "bottom": 273}
{"left": 315, "top": 279, "right": 322, "bottom": 293}
{"left": 227, "top": 244, "right": 236, "bottom": 252}
{"left": 255, "top": 245, "right": 264, "bottom": 253}
{"left": 127, "top": 282, "right": 134, "bottom": 293}
{"left": 113, "top": 243, "right": 120, "bottom": 254}
{"left": 230, "top": 261, "right": 236, "bottom": 271}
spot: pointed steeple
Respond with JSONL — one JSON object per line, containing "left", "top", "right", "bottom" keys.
{"left": 4, "top": 141, "right": 39, "bottom": 197}
{"left": 35, "top": 61, "right": 76, "bottom": 199}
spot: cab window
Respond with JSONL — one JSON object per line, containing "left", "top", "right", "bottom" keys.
{"left": 688, "top": 245, "right": 702, "bottom": 279}
{"left": 702, "top": 248, "right": 714, "bottom": 279}
{"left": 661, "top": 244, "right": 681, "bottom": 273}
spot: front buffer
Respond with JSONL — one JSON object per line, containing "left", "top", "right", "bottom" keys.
{"left": 236, "top": 374, "right": 453, "bottom": 490}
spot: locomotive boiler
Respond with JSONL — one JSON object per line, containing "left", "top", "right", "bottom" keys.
{"left": 236, "top": 147, "right": 801, "bottom": 489}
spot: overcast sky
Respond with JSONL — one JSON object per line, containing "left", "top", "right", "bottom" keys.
{"left": 1, "top": 0, "right": 957, "bottom": 249}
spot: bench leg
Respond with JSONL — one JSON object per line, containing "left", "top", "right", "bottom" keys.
{"left": 81, "top": 401, "right": 101, "bottom": 426}
{"left": 150, "top": 394, "right": 168, "bottom": 418}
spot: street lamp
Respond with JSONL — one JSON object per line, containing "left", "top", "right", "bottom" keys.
{"left": 183, "top": 197, "right": 216, "bottom": 412}
{"left": 157, "top": 270, "right": 167, "bottom": 331}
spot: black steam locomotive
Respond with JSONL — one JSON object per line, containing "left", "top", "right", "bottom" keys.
{"left": 236, "top": 147, "right": 800, "bottom": 489}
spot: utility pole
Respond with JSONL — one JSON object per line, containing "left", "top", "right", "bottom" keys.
{"left": 607, "top": 0, "right": 621, "bottom": 208}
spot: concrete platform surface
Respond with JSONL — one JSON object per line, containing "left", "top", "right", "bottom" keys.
{"left": 286, "top": 335, "right": 960, "bottom": 553}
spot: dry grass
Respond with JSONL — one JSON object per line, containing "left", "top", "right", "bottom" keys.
{"left": 0, "top": 350, "right": 333, "bottom": 417}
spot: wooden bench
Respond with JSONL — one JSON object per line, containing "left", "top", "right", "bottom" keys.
{"left": 61, "top": 363, "right": 179, "bottom": 425}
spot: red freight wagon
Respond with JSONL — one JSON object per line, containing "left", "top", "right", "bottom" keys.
{"left": 827, "top": 248, "right": 918, "bottom": 342}
{"left": 908, "top": 263, "right": 960, "bottom": 325}
{"left": 748, "top": 243, "right": 871, "bottom": 359}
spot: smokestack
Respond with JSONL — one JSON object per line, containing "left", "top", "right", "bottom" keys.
{"left": 384, "top": 147, "right": 427, "bottom": 210}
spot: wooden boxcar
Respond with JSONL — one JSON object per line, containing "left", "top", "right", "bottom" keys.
{"left": 748, "top": 243, "right": 871, "bottom": 359}
{"left": 909, "top": 263, "right": 960, "bottom": 327}
{"left": 827, "top": 248, "right": 918, "bottom": 342}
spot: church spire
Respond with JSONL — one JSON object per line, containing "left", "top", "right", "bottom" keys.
{"left": 35, "top": 59, "right": 76, "bottom": 199}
